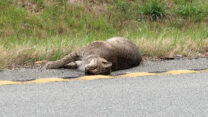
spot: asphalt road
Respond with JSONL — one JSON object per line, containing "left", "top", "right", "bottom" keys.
{"left": 0, "top": 58, "right": 208, "bottom": 117}
{"left": 0, "top": 58, "right": 207, "bottom": 81}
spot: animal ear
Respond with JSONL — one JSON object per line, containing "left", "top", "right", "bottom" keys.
{"left": 105, "top": 61, "right": 112, "bottom": 68}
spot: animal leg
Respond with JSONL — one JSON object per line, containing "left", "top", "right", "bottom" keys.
{"left": 61, "top": 61, "right": 82, "bottom": 69}
{"left": 44, "top": 51, "right": 79, "bottom": 69}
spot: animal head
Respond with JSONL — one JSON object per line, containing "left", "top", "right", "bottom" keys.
{"left": 85, "top": 57, "right": 112, "bottom": 75}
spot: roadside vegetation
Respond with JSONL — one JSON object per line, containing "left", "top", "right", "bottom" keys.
{"left": 0, "top": 0, "right": 208, "bottom": 69}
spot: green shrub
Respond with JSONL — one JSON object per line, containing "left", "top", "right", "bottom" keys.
{"left": 108, "top": 0, "right": 141, "bottom": 28}
{"left": 140, "top": 0, "right": 166, "bottom": 20}
{"left": 33, "top": 0, "right": 45, "bottom": 8}
{"left": 109, "top": 0, "right": 134, "bottom": 23}
{"left": 174, "top": 0, "right": 186, "bottom": 5}
{"left": 176, "top": 3, "right": 206, "bottom": 21}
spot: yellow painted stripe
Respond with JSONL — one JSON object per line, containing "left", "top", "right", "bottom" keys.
{"left": 160, "top": 70, "right": 197, "bottom": 75}
{"left": 0, "top": 81, "right": 20, "bottom": 85}
{"left": 0, "top": 69, "right": 208, "bottom": 86}
{"left": 201, "top": 69, "right": 208, "bottom": 72}
{"left": 119, "top": 72, "right": 157, "bottom": 78}
{"left": 25, "top": 78, "right": 67, "bottom": 84}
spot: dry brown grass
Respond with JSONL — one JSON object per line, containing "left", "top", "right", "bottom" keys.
{"left": 0, "top": 46, "right": 7, "bottom": 69}
{"left": 169, "top": 39, "right": 202, "bottom": 57}
{"left": 0, "top": 37, "right": 207, "bottom": 69}
{"left": 134, "top": 38, "right": 204, "bottom": 58}
{"left": 0, "top": 37, "right": 83, "bottom": 69}
{"left": 134, "top": 38, "right": 172, "bottom": 57}
{"left": 203, "top": 38, "right": 208, "bottom": 52}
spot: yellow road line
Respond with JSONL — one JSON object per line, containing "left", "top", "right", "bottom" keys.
{"left": 0, "top": 81, "right": 21, "bottom": 85}
{"left": 160, "top": 70, "right": 197, "bottom": 75}
{"left": 0, "top": 69, "right": 208, "bottom": 86}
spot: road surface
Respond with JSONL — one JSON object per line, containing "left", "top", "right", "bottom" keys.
{"left": 0, "top": 58, "right": 208, "bottom": 117}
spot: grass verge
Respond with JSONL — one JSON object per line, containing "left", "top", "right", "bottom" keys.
{"left": 0, "top": 0, "right": 208, "bottom": 69}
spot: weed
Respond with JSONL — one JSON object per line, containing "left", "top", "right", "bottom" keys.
{"left": 33, "top": 0, "right": 45, "bottom": 8}
{"left": 108, "top": 0, "right": 141, "bottom": 28}
{"left": 203, "top": 39, "right": 208, "bottom": 52}
{"left": 140, "top": 0, "right": 166, "bottom": 20}
{"left": 176, "top": 3, "right": 206, "bottom": 21}
{"left": 174, "top": 0, "right": 186, "bottom": 5}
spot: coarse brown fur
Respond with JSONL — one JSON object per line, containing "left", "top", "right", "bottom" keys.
{"left": 44, "top": 37, "right": 142, "bottom": 75}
